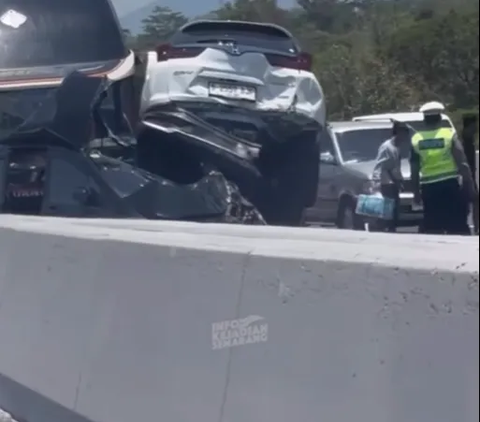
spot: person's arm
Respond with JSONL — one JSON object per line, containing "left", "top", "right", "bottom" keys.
{"left": 371, "top": 144, "right": 387, "bottom": 181}
{"left": 451, "top": 134, "right": 476, "bottom": 198}
{"left": 380, "top": 144, "right": 403, "bottom": 185}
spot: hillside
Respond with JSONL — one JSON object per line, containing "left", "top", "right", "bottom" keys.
{"left": 119, "top": 0, "right": 295, "bottom": 33}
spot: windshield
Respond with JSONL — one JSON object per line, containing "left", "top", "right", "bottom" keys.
{"left": 337, "top": 128, "right": 411, "bottom": 163}
{"left": 0, "top": 84, "right": 116, "bottom": 141}
{"left": 90, "top": 153, "right": 156, "bottom": 198}
{"left": 0, "top": 88, "right": 52, "bottom": 139}
{"left": 0, "top": 0, "right": 125, "bottom": 69}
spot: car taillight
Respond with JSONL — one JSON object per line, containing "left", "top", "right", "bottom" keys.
{"left": 156, "top": 43, "right": 204, "bottom": 61}
{"left": 265, "top": 52, "right": 313, "bottom": 71}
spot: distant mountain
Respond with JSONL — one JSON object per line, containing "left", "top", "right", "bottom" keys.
{"left": 119, "top": 0, "right": 295, "bottom": 34}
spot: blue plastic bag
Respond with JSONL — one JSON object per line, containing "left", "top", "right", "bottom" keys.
{"left": 356, "top": 194, "right": 395, "bottom": 220}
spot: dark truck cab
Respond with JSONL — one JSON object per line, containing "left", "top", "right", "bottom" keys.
{"left": 0, "top": 72, "right": 264, "bottom": 223}
{"left": 0, "top": 1, "right": 264, "bottom": 224}
{"left": 0, "top": 0, "right": 138, "bottom": 135}
{"left": 0, "top": 0, "right": 133, "bottom": 86}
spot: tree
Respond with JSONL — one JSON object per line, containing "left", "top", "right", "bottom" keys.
{"left": 295, "top": 0, "right": 359, "bottom": 33}
{"left": 122, "top": 28, "right": 136, "bottom": 49}
{"left": 386, "top": 8, "right": 479, "bottom": 108}
{"left": 135, "top": 7, "right": 188, "bottom": 50}
{"left": 213, "top": 0, "right": 291, "bottom": 26}
{"left": 315, "top": 43, "right": 420, "bottom": 119}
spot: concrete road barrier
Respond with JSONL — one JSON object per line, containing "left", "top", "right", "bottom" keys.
{"left": 0, "top": 216, "right": 478, "bottom": 422}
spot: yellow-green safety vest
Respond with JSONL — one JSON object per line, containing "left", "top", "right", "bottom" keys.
{"left": 411, "top": 127, "right": 458, "bottom": 184}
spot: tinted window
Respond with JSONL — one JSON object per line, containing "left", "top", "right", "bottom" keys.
{"left": 171, "top": 22, "right": 297, "bottom": 53}
{"left": 0, "top": 0, "right": 125, "bottom": 69}
{"left": 48, "top": 158, "right": 103, "bottom": 206}
{"left": 320, "top": 130, "right": 336, "bottom": 154}
{"left": 97, "top": 81, "right": 135, "bottom": 135}
{"left": 0, "top": 84, "right": 131, "bottom": 140}
{"left": 337, "top": 128, "right": 411, "bottom": 163}
{"left": 0, "top": 88, "right": 52, "bottom": 139}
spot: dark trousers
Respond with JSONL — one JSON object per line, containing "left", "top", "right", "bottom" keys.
{"left": 421, "top": 178, "right": 471, "bottom": 235}
{"left": 381, "top": 184, "right": 400, "bottom": 232}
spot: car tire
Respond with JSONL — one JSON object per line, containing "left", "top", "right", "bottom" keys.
{"left": 337, "top": 197, "right": 364, "bottom": 230}
{"left": 257, "top": 134, "right": 320, "bottom": 226}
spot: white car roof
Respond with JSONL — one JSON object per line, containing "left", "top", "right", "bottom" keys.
{"left": 353, "top": 112, "right": 452, "bottom": 123}
{"left": 329, "top": 120, "right": 393, "bottom": 133}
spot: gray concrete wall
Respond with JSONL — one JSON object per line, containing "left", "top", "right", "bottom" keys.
{"left": 0, "top": 216, "right": 478, "bottom": 422}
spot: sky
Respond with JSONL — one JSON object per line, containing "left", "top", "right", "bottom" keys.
{"left": 111, "top": 0, "right": 152, "bottom": 16}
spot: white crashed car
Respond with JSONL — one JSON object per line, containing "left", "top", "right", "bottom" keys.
{"left": 138, "top": 20, "right": 326, "bottom": 225}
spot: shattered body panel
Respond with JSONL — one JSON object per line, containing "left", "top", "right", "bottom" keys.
{"left": 0, "top": 72, "right": 265, "bottom": 224}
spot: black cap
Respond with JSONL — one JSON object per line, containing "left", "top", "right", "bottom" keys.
{"left": 391, "top": 119, "right": 411, "bottom": 133}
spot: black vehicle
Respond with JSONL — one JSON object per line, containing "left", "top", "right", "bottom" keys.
{"left": 0, "top": 72, "right": 265, "bottom": 223}
{"left": 0, "top": 0, "right": 134, "bottom": 83}
{"left": 0, "top": 0, "right": 139, "bottom": 135}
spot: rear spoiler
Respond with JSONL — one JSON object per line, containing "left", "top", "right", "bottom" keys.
{"left": 0, "top": 50, "right": 135, "bottom": 90}
{"left": 178, "top": 20, "right": 294, "bottom": 40}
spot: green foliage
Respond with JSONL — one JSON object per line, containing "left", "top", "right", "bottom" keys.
{"left": 135, "top": 6, "right": 188, "bottom": 50}
{"left": 125, "top": 0, "right": 479, "bottom": 125}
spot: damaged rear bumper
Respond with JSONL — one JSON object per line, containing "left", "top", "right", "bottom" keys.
{"left": 139, "top": 103, "right": 322, "bottom": 225}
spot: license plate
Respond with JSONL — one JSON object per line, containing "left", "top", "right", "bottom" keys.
{"left": 208, "top": 83, "right": 256, "bottom": 101}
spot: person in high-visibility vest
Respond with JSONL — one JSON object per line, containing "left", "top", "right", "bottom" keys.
{"left": 410, "top": 102, "right": 477, "bottom": 235}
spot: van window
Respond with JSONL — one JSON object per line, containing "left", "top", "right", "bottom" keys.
{"left": 337, "top": 128, "right": 412, "bottom": 162}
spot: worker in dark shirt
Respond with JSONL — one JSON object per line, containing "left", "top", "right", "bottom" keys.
{"left": 371, "top": 120, "right": 411, "bottom": 232}
{"left": 462, "top": 114, "right": 478, "bottom": 188}
{"left": 410, "top": 103, "right": 477, "bottom": 235}
{"left": 461, "top": 114, "right": 478, "bottom": 234}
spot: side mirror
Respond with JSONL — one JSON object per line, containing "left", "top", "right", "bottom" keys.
{"left": 320, "top": 151, "right": 337, "bottom": 165}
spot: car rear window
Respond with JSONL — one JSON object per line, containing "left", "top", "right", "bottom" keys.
{"left": 0, "top": 0, "right": 125, "bottom": 69}
{"left": 336, "top": 128, "right": 412, "bottom": 162}
{"left": 171, "top": 21, "right": 298, "bottom": 54}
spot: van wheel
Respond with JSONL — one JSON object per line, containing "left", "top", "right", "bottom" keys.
{"left": 337, "top": 197, "right": 364, "bottom": 230}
